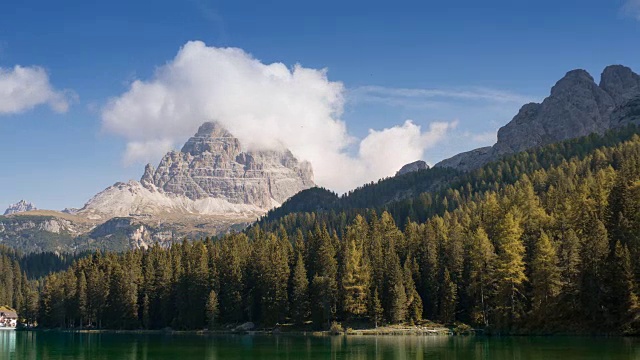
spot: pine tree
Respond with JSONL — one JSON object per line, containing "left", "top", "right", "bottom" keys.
{"left": 466, "top": 227, "right": 495, "bottom": 328}
{"left": 579, "top": 219, "right": 609, "bottom": 325}
{"left": 342, "top": 215, "right": 370, "bottom": 319}
{"left": 529, "top": 231, "right": 561, "bottom": 325}
{"left": 206, "top": 290, "right": 219, "bottom": 329}
{"left": 604, "top": 243, "right": 639, "bottom": 332}
{"left": 368, "top": 287, "right": 384, "bottom": 328}
{"left": 385, "top": 247, "right": 407, "bottom": 324}
{"left": 309, "top": 225, "right": 337, "bottom": 328}
{"left": 311, "top": 275, "right": 334, "bottom": 329}
{"left": 77, "top": 271, "right": 88, "bottom": 329}
{"left": 439, "top": 268, "right": 457, "bottom": 325}
{"left": 290, "top": 252, "right": 309, "bottom": 325}
{"left": 403, "top": 258, "right": 423, "bottom": 324}
{"left": 493, "top": 210, "right": 526, "bottom": 330}
{"left": 218, "top": 234, "right": 248, "bottom": 324}
{"left": 258, "top": 235, "right": 290, "bottom": 326}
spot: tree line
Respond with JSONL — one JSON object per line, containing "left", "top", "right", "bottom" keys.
{"left": 34, "top": 130, "right": 640, "bottom": 334}
{"left": 0, "top": 126, "right": 637, "bottom": 334}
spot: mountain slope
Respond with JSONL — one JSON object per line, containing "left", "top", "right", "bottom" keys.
{"left": 258, "top": 124, "right": 640, "bottom": 232}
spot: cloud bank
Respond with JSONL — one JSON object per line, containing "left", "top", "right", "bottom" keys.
{"left": 623, "top": 0, "right": 640, "bottom": 20}
{"left": 102, "top": 41, "right": 456, "bottom": 192}
{"left": 0, "top": 65, "right": 72, "bottom": 114}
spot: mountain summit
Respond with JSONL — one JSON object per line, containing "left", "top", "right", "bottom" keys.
{"left": 436, "top": 65, "right": 640, "bottom": 171}
{"left": 79, "top": 122, "right": 314, "bottom": 219}
{"left": 3, "top": 200, "right": 37, "bottom": 215}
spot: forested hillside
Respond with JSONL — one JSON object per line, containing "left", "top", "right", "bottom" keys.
{"left": 34, "top": 126, "right": 640, "bottom": 334}
{"left": 0, "top": 246, "right": 43, "bottom": 326}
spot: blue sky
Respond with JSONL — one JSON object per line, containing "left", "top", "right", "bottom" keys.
{"left": 1, "top": 0, "right": 639, "bottom": 210}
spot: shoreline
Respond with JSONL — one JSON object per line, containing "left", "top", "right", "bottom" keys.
{"left": 18, "top": 326, "right": 638, "bottom": 337}
{"left": 20, "top": 325, "right": 454, "bottom": 337}
{"left": 18, "top": 328, "right": 636, "bottom": 337}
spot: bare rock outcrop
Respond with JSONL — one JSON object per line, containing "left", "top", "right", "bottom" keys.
{"left": 436, "top": 65, "right": 640, "bottom": 171}
{"left": 3, "top": 200, "right": 37, "bottom": 215}
{"left": 396, "top": 160, "right": 429, "bottom": 176}
{"left": 79, "top": 122, "right": 315, "bottom": 219}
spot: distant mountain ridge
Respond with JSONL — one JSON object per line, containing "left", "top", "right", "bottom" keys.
{"left": 0, "top": 122, "right": 315, "bottom": 253}
{"left": 3, "top": 200, "right": 37, "bottom": 215}
{"left": 435, "top": 65, "right": 640, "bottom": 171}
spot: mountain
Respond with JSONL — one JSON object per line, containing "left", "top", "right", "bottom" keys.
{"left": 4, "top": 200, "right": 37, "bottom": 215}
{"left": 260, "top": 65, "right": 640, "bottom": 227}
{"left": 435, "top": 65, "right": 640, "bottom": 171}
{"left": 35, "top": 123, "right": 640, "bottom": 334}
{"left": 396, "top": 160, "right": 429, "bottom": 176}
{"left": 0, "top": 122, "right": 314, "bottom": 253}
{"left": 78, "top": 122, "right": 314, "bottom": 220}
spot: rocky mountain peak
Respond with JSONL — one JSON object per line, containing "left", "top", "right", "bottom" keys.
{"left": 600, "top": 65, "right": 640, "bottom": 105}
{"left": 180, "top": 121, "right": 241, "bottom": 156}
{"left": 396, "top": 160, "right": 429, "bottom": 176}
{"left": 4, "top": 200, "right": 37, "bottom": 215}
{"left": 82, "top": 122, "right": 315, "bottom": 219}
{"left": 549, "top": 69, "right": 598, "bottom": 97}
{"left": 195, "top": 121, "right": 233, "bottom": 137}
{"left": 436, "top": 64, "right": 640, "bottom": 172}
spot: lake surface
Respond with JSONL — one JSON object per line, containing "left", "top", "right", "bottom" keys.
{"left": 1, "top": 331, "right": 638, "bottom": 359}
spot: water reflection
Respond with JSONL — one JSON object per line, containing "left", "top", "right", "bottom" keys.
{"left": 0, "top": 331, "right": 16, "bottom": 354}
{"left": 1, "top": 332, "right": 638, "bottom": 360}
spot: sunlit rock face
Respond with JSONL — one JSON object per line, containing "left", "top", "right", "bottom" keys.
{"left": 436, "top": 65, "right": 640, "bottom": 171}
{"left": 3, "top": 200, "right": 37, "bottom": 215}
{"left": 80, "top": 121, "right": 315, "bottom": 219}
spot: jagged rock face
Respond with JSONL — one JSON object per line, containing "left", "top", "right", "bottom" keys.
{"left": 4, "top": 200, "right": 37, "bottom": 215}
{"left": 437, "top": 65, "right": 640, "bottom": 171}
{"left": 600, "top": 65, "right": 640, "bottom": 106}
{"left": 396, "top": 160, "right": 429, "bottom": 176}
{"left": 140, "top": 122, "right": 314, "bottom": 209}
{"left": 433, "top": 146, "right": 493, "bottom": 172}
{"left": 79, "top": 122, "right": 314, "bottom": 220}
{"left": 4, "top": 122, "right": 314, "bottom": 252}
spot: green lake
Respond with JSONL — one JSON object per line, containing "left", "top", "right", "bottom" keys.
{"left": 1, "top": 331, "right": 638, "bottom": 359}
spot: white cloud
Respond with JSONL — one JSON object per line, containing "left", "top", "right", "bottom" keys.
{"left": 102, "top": 41, "right": 457, "bottom": 192}
{"left": 358, "top": 120, "right": 457, "bottom": 179}
{"left": 349, "top": 85, "right": 533, "bottom": 108}
{"left": 0, "top": 65, "right": 72, "bottom": 114}
{"left": 623, "top": 0, "right": 640, "bottom": 20}
{"left": 124, "top": 139, "right": 175, "bottom": 165}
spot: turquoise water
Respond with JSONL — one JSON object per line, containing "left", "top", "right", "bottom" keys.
{"left": 1, "top": 331, "right": 638, "bottom": 359}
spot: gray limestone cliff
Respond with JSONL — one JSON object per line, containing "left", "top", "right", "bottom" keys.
{"left": 139, "top": 121, "right": 315, "bottom": 209}
{"left": 396, "top": 160, "right": 429, "bottom": 176}
{"left": 436, "top": 65, "right": 640, "bottom": 171}
{"left": 4, "top": 200, "right": 37, "bottom": 215}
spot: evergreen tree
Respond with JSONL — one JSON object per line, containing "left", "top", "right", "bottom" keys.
{"left": 466, "top": 227, "right": 495, "bottom": 328}
{"left": 342, "top": 215, "right": 370, "bottom": 319}
{"left": 439, "top": 268, "right": 457, "bottom": 325}
{"left": 604, "top": 243, "right": 639, "bottom": 332}
{"left": 493, "top": 210, "right": 526, "bottom": 330}
{"left": 290, "top": 252, "right": 309, "bottom": 325}
{"left": 77, "top": 271, "right": 88, "bottom": 329}
{"left": 206, "top": 290, "right": 219, "bottom": 329}
{"left": 385, "top": 246, "right": 407, "bottom": 324}
{"left": 403, "top": 257, "right": 423, "bottom": 324}
{"left": 368, "top": 287, "right": 384, "bottom": 328}
{"left": 529, "top": 231, "right": 561, "bottom": 325}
